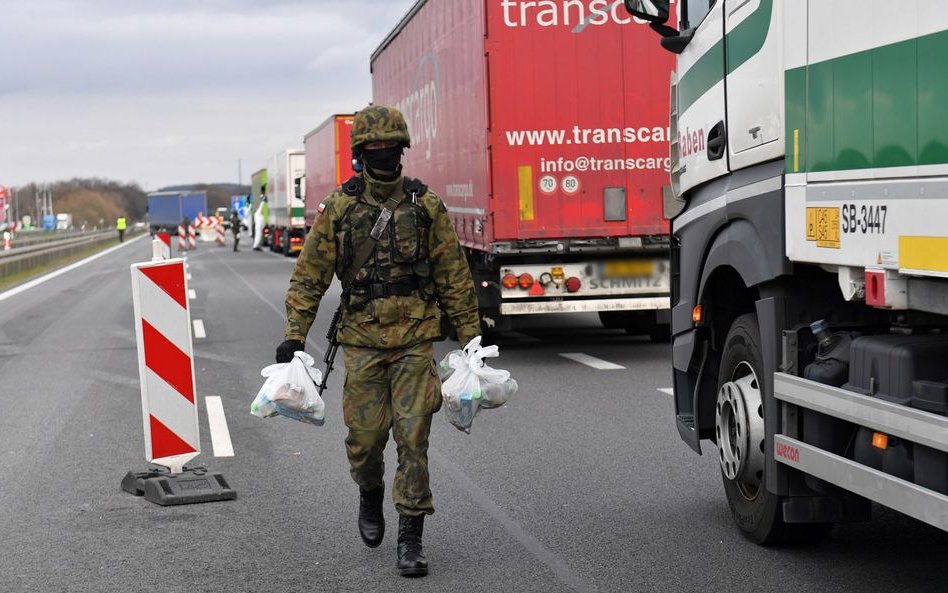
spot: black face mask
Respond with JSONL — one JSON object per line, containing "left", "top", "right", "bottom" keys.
{"left": 362, "top": 146, "right": 403, "bottom": 175}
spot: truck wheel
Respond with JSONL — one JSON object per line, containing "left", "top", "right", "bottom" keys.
{"left": 716, "top": 313, "right": 833, "bottom": 545}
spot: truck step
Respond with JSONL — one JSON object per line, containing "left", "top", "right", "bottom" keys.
{"left": 677, "top": 414, "right": 695, "bottom": 429}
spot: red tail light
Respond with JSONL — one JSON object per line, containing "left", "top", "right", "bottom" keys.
{"left": 518, "top": 273, "right": 534, "bottom": 289}
{"left": 565, "top": 277, "right": 582, "bottom": 293}
{"left": 501, "top": 273, "right": 518, "bottom": 289}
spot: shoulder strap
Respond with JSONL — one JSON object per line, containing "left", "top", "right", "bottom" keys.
{"left": 341, "top": 175, "right": 364, "bottom": 196}
{"left": 403, "top": 177, "right": 428, "bottom": 199}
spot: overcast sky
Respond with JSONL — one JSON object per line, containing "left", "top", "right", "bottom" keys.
{"left": 0, "top": 0, "right": 416, "bottom": 191}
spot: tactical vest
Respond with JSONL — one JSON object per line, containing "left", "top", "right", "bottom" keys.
{"left": 335, "top": 175, "right": 435, "bottom": 310}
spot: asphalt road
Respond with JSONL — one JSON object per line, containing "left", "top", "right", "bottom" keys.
{"left": 1, "top": 235, "right": 945, "bottom": 593}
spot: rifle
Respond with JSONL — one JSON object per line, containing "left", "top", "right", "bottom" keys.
{"left": 318, "top": 301, "right": 343, "bottom": 395}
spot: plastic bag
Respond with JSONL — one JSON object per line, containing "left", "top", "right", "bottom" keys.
{"left": 438, "top": 349, "right": 462, "bottom": 381}
{"left": 440, "top": 337, "right": 516, "bottom": 433}
{"left": 251, "top": 351, "right": 325, "bottom": 426}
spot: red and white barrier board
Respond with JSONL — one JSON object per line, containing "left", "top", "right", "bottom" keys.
{"left": 130, "top": 258, "right": 200, "bottom": 473}
{"left": 154, "top": 232, "right": 171, "bottom": 260}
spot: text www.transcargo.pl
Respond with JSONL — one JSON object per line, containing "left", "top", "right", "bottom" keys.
{"left": 504, "top": 125, "right": 670, "bottom": 146}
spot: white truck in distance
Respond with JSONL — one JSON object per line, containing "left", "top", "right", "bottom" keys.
{"left": 268, "top": 148, "right": 306, "bottom": 256}
{"left": 627, "top": 0, "right": 948, "bottom": 542}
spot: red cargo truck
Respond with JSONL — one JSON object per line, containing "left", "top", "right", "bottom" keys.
{"left": 303, "top": 114, "right": 355, "bottom": 229}
{"left": 372, "top": 0, "right": 675, "bottom": 338}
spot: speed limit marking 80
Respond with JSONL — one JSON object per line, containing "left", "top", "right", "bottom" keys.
{"left": 538, "top": 175, "right": 557, "bottom": 195}
{"left": 561, "top": 175, "right": 581, "bottom": 195}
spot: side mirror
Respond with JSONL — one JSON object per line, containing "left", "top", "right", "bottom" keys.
{"left": 623, "top": 0, "right": 669, "bottom": 23}
{"left": 624, "top": 0, "right": 681, "bottom": 41}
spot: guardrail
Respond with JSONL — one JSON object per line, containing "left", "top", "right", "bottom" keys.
{"left": 4, "top": 230, "right": 95, "bottom": 250}
{"left": 0, "top": 230, "right": 126, "bottom": 280}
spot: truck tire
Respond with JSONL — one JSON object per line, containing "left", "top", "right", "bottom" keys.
{"left": 716, "top": 313, "right": 833, "bottom": 545}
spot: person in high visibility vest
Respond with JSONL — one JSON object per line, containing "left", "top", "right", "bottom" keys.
{"left": 116, "top": 216, "right": 127, "bottom": 242}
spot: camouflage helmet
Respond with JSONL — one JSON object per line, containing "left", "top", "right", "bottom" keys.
{"left": 351, "top": 105, "right": 411, "bottom": 149}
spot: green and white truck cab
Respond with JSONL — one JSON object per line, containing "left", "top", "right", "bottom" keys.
{"left": 627, "top": 0, "right": 948, "bottom": 543}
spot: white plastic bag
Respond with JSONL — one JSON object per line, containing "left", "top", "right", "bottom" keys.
{"left": 440, "top": 337, "right": 516, "bottom": 432}
{"left": 251, "top": 351, "right": 325, "bottom": 426}
{"left": 438, "top": 349, "right": 462, "bottom": 381}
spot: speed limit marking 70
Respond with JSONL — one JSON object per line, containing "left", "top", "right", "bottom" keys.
{"left": 561, "top": 175, "right": 581, "bottom": 195}
{"left": 538, "top": 175, "right": 557, "bottom": 195}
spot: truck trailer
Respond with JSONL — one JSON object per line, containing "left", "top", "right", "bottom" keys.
{"left": 146, "top": 191, "right": 208, "bottom": 234}
{"left": 627, "top": 0, "right": 948, "bottom": 541}
{"left": 303, "top": 114, "right": 354, "bottom": 229}
{"left": 55, "top": 213, "right": 72, "bottom": 231}
{"left": 371, "top": 0, "right": 676, "bottom": 338}
{"left": 268, "top": 149, "right": 306, "bottom": 256}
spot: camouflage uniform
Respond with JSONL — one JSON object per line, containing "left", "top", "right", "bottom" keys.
{"left": 284, "top": 106, "right": 480, "bottom": 516}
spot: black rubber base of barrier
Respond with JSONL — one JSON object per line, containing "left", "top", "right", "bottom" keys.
{"left": 121, "top": 466, "right": 237, "bottom": 506}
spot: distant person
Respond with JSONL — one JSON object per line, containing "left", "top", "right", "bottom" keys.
{"left": 181, "top": 216, "right": 192, "bottom": 251}
{"left": 245, "top": 194, "right": 254, "bottom": 246}
{"left": 116, "top": 216, "right": 127, "bottom": 242}
{"left": 252, "top": 195, "right": 268, "bottom": 251}
{"left": 230, "top": 209, "right": 241, "bottom": 252}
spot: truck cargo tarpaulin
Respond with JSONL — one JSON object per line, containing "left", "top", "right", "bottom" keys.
{"left": 304, "top": 114, "right": 354, "bottom": 227}
{"left": 371, "top": 0, "right": 675, "bottom": 246}
{"left": 370, "top": 0, "right": 675, "bottom": 332}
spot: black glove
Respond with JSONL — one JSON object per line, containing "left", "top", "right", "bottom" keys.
{"left": 275, "top": 339, "right": 305, "bottom": 363}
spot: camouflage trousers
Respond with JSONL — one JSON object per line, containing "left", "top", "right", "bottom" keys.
{"left": 342, "top": 341, "right": 442, "bottom": 516}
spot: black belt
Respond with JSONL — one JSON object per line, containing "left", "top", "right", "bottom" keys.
{"left": 351, "top": 277, "right": 420, "bottom": 300}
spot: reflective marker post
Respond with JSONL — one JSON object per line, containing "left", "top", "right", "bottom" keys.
{"left": 121, "top": 258, "right": 235, "bottom": 505}
{"left": 153, "top": 232, "right": 171, "bottom": 260}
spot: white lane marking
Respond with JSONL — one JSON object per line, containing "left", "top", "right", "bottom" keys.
{"left": 187, "top": 273, "right": 192, "bottom": 280}
{"left": 193, "top": 319, "right": 206, "bottom": 339}
{"left": 658, "top": 388, "right": 674, "bottom": 396}
{"left": 558, "top": 353, "right": 625, "bottom": 370}
{"left": 204, "top": 396, "right": 235, "bottom": 457}
{"left": 0, "top": 233, "right": 148, "bottom": 303}
{"left": 188, "top": 289, "right": 197, "bottom": 300}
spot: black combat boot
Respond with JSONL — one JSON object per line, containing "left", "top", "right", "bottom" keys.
{"left": 396, "top": 515, "right": 428, "bottom": 577}
{"left": 358, "top": 486, "right": 385, "bottom": 548}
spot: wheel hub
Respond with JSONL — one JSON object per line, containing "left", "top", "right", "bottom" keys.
{"left": 716, "top": 362, "right": 765, "bottom": 499}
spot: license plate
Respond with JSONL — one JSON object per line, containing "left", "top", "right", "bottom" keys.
{"left": 603, "top": 260, "right": 654, "bottom": 278}
{"left": 805, "top": 207, "right": 840, "bottom": 249}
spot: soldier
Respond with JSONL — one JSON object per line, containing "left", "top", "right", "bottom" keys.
{"left": 230, "top": 209, "right": 241, "bottom": 252}
{"left": 276, "top": 105, "right": 480, "bottom": 577}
